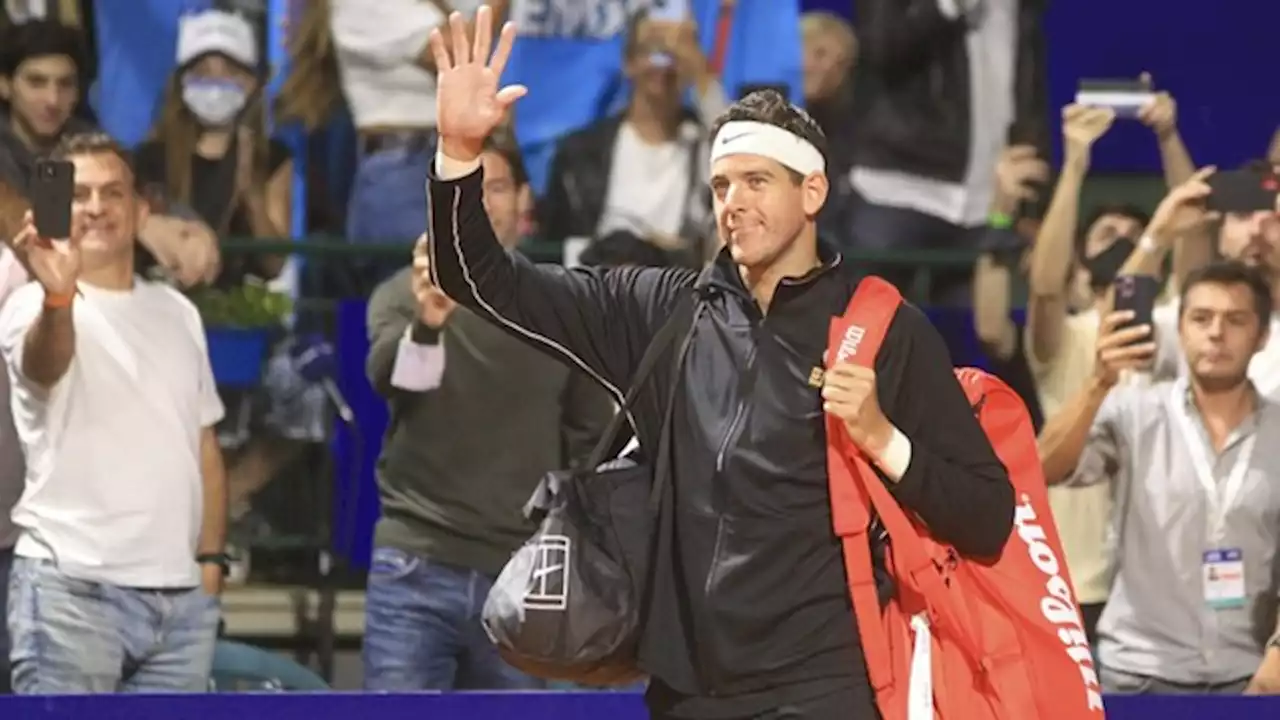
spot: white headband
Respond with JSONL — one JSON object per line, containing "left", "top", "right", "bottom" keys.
{"left": 709, "top": 120, "right": 825, "bottom": 176}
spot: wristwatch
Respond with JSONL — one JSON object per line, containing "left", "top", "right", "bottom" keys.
{"left": 197, "top": 552, "right": 231, "bottom": 575}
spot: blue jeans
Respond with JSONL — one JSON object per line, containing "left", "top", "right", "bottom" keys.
{"left": 6, "top": 557, "right": 220, "bottom": 693}
{"left": 0, "top": 547, "right": 11, "bottom": 694}
{"left": 346, "top": 144, "right": 433, "bottom": 246}
{"left": 362, "top": 547, "right": 546, "bottom": 691}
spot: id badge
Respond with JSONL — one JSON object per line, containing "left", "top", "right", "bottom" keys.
{"left": 1202, "top": 548, "right": 1246, "bottom": 610}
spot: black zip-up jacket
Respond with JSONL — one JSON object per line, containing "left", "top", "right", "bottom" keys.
{"left": 851, "top": 0, "right": 1050, "bottom": 183}
{"left": 426, "top": 166, "right": 1015, "bottom": 716}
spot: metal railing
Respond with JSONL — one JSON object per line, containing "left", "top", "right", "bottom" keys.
{"left": 218, "top": 238, "right": 987, "bottom": 305}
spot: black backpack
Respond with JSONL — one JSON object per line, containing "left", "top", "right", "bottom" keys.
{"left": 482, "top": 292, "right": 698, "bottom": 686}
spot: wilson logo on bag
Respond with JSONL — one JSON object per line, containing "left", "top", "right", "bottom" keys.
{"left": 825, "top": 277, "right": 1106, "bottom": 720}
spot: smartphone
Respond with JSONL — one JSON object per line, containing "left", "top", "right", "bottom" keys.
{"left": 739, "top": 82, "right": 789, "bottom": 101}
{"left": 1113, "top": 274, "right": 1161, "bottom": 336}
{"left": 1075, "top": 79, "right": 1154, "bottom": 119}
{"left": 1206, "top": 168, "right": 1280, "bottom": 214}
{"left": 31, "top": 159, "right": 75, "bottom": 239}
{"left": 649, "top": 0, "right": 689, "bottom": 22}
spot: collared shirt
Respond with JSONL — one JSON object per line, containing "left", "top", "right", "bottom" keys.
{"left": 1067, "top": 378, "right": 1280, "bottom": 683}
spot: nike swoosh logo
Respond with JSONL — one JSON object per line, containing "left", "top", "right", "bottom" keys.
{"left": 719, "top": 132, "right": 750, "bottom": 145}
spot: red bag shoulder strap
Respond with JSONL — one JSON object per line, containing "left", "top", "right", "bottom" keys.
{"left": 828, "top": 277, "right": 948, "bottom": 595}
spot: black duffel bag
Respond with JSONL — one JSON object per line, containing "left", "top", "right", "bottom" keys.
{"left": 482, "top": 293, "right": 697, "bottom": 686}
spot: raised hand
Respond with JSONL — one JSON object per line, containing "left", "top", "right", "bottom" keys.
{"left": 1062, "top": 104, "right": 1116, "bottom": 161}
{"left": 991, "top": 144, "right": 1049, "bottom": 216}
{"left": 1145, "top": 166, "right": 1218, "bottom": 246}
{"left": 11, "top": 210, "right": 79, "bottom": 297}
{"left": 430, "top": 5, "right": 527, "bottom": 162}
{"left": 1093, "top": 310, "right": 1156, "bottom": 388}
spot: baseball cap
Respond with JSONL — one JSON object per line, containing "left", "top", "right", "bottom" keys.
{"left": 176, "top": 9, "right": 258, "bottom": 69}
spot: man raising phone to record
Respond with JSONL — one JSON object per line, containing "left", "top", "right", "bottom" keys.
{"left": 420, "top": 8, "right": 1013, "bottom": 718}
{"left": 0, "top": 133, "right": 226, "bottom": 693}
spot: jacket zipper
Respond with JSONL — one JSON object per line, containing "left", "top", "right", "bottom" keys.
{"left": 714, "top": 347, "right": 756, "bottom": 473}
{"left": 715, "top": 402, "right": 747, "bottom": 473}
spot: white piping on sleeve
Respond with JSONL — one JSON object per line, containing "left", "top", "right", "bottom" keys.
{"left": 430, "top": 178, "right": 637, "bottom": 437}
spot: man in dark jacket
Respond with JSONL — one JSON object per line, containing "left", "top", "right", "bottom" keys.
{"left": 421, "top": 9, "right": 1015, "bottom": 719}
{"left": 841, "top": 0, "right": 1049, "bottom": 307}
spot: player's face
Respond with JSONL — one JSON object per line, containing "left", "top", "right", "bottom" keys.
{"left": 709, "top": 154, "right": 825, "bottom": 271}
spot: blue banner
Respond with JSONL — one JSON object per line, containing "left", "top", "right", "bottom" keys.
{"left": 505, "top": 0, "right": 803, "bottom": 195}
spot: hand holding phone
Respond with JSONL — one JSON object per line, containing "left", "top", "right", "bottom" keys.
{"left": 1206, "top": 167, "right": 1280, "bottom": 214}
{"left": 1094, "top": 306, "right": 1157, "bottom": 387}
{"left": 31, "top": 159, "right": 75, "bottom": 240}
{"left": 10, "top": 211, "right": 80, "bottom": 298}
{"left": 1076, "top": 79, "right": 1155, "bottom": 120}
{"left": 1112, "top": 274, "right": 1161, "bottom": 335}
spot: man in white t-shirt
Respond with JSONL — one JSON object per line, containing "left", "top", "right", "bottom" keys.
{"left": 0, "top": 240, "right": 30, "bottom": 696}
{"left": 0, "top": 132, "right": 227, "bottom": 694}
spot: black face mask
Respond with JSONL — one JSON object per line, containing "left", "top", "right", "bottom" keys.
{"left": 1082, "top": 237, "right": 1136, "bottom": 290}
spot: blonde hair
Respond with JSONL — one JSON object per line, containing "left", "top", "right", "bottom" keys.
{"left": 800, "top": 11, "right": 857, "bottom": 59}
{"left": 148, "top": 69, "right": 270, "bottom": 209}
{"left": 274, "top": 0, "right": 342, "bottom": 130}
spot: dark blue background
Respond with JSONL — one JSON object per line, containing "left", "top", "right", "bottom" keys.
{"left": 807, "top": 0, "right": 1278, "bottom": 172}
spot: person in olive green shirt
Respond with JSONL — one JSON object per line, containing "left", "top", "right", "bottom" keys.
{"left": 361, "top": 135, "right": 613, "bottom": 690}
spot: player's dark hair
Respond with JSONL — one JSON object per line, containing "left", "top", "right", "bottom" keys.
{"left": 708, "top": 89, "right": 829, "bottom": 184}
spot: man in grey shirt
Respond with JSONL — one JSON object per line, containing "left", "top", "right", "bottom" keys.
{"left": 1039, "top": 260, "right": 1280, "bottom": 694}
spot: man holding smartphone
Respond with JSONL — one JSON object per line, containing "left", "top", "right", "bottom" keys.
{"left": 0, "top": 132, "right": 226, "bottom": 693}
{"left": 1038, "top": 260, "right": 1280, "bottom": 695}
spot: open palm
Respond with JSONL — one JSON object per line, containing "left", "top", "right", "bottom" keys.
{"left": 430, "top": 6, "right": 527, "bottom": 155}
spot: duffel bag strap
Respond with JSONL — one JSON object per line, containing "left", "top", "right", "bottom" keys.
{"left": 582, "top": 290, "right": 698, "bottom": 473}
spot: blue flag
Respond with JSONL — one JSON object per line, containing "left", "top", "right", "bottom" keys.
{"left": 504, "top": 0, "right": 802, "bottom": 196}
{"left": 93, "top": 0, "right": 217, "bottom": 147}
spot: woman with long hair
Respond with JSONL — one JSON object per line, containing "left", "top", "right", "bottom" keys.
{"left": 135, "top": 9, "right": 321, "bottom": 552}
{"left": 276, "top": 0, "right": 503, "bottom": 260}
{"left": 134, "top": 8, "right": 291, "bottom": 289}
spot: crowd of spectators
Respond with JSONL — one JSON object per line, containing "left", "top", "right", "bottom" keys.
{"left": 0, "top": 0, "right": 1277, "bottom": 698}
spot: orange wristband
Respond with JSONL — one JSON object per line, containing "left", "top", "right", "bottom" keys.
{"left": 42, "top": 290, "right": 75, "bottom": 309}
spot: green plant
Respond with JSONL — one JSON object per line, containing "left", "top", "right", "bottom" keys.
{"left": 191, "top": 281, "right": 293, "bottom": 329}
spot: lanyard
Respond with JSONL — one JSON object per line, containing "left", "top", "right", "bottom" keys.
{"left": 1170, "top": 385, "right": 1257, "bottom": 541}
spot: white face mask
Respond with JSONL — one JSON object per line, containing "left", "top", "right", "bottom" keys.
{"left": 181, "top": 77, "right": 248, "bottom": 127}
